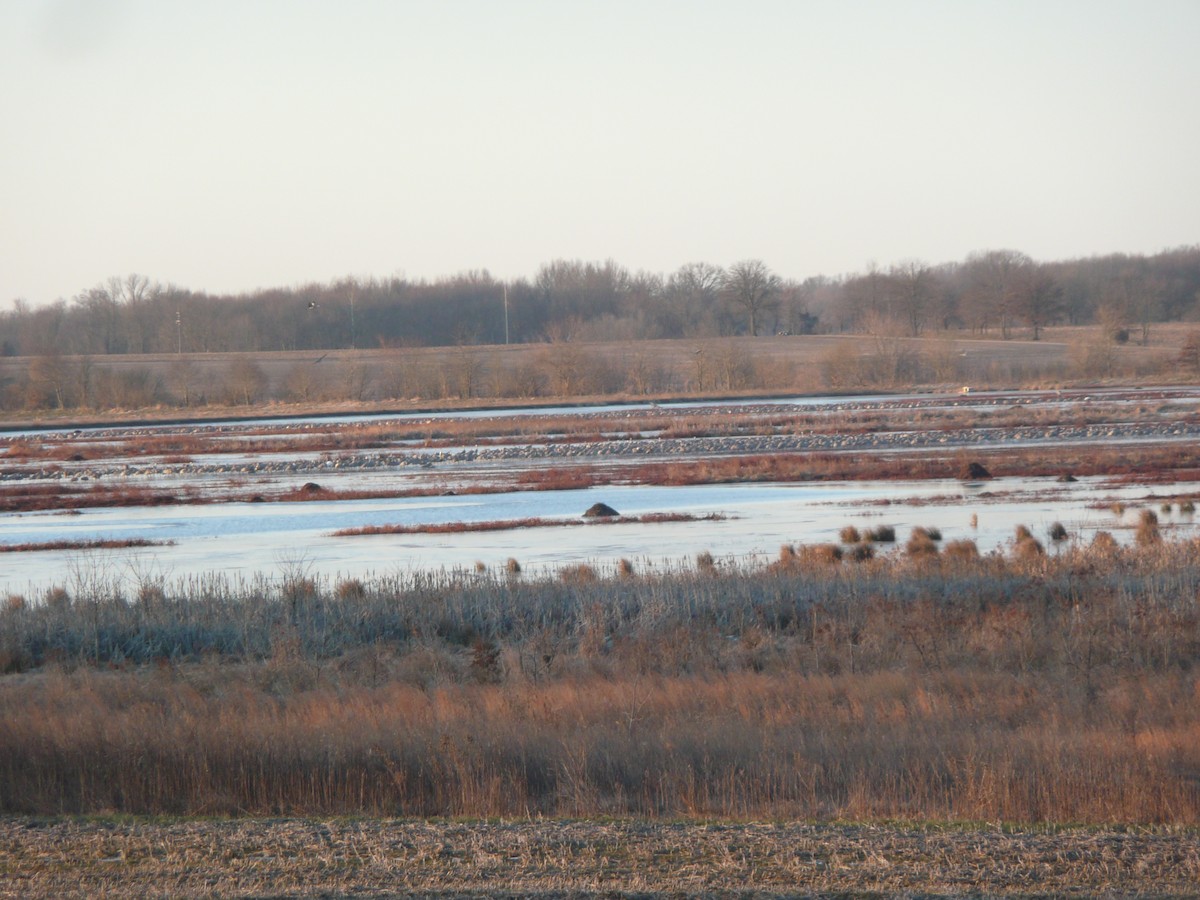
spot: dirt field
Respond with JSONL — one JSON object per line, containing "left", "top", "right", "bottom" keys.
{"left": 3, "top": 817, "right": 1197, "bottom": 898}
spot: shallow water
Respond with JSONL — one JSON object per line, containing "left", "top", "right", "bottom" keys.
{"left": 2, "top": 476, "right": 1194, "bottom": 596}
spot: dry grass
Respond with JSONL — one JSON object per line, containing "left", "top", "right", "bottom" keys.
{"left": 331, "top": 512, "right": 723, "bottom": 537}
{"left": 3, "top": 539, "right": 1200, "bottom": 824}
{"left": 0, "top": 538, "right": 166, "bottom": 554}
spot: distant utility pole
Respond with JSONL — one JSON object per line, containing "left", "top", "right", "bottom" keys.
{"left": 175, "top": 310, "right": 182, "bottom": 354}
{"left": 503, "top": 284, "right": 509, "bottom": 345}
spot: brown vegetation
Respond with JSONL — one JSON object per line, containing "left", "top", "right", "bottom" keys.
{"left": 2, "top": 538, "right": 1199, "bottom": 823}
{"left": 331, "top": 512, "right": 724, "bottom": 537}
{"left": 0, "top": 538, "right": 165, "bottom": 554}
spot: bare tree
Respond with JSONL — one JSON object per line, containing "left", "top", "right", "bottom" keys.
{"left": 723, "top": 260, "right": 780, "bottom": 336}
{"left": 888, "top": 260, "right": 935, "bottom": 337}
{"left": 1103, "top": 266, "right": 1163, "bottom": 346}
{"left": 1013, "top": 266, "right": 1063, "bottom": 340}
{"left": 661, "top": 262, "right": 725, "bottom": 337}
{"left": 961, "top": 250, "right": 1032, "bottom": 339}
{"left": 226, "top": 357, "right": 268, "bottom": 405}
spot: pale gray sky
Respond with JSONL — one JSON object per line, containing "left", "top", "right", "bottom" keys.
{"left": 2, "top": 0, "right": 1198, "bottom": 304}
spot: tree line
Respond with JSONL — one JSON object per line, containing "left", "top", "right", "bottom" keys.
{"left": 3, "top": 247, "right": 1198, "bottom": 357}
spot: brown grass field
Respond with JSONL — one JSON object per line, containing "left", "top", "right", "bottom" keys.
{"left": 0, "top": 324, "right": 1182, "bottom": 427}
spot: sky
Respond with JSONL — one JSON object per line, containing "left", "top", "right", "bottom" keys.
{"left": 2, "top": 0, "right": 1198, "bottom": 305}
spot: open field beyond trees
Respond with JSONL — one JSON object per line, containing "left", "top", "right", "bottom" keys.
{"left": 0, "top": 326, "right": 1184, "bottom": 423}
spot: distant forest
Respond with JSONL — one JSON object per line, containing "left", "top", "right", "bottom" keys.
{"left": 3, "top": 247, "right": 1199, "bottom": 357}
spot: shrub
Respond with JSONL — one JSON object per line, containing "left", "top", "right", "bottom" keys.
{"left": 1090, "top": 531, "right": 1119, "bottom": 554}
{"left": 1014, "top": 535, "right": 1045, "bottom": 560}
{"left": 696, "top": 551, "right": 717, "bottom": 573}
{"left": 797, "top": 543, "right": 843, "bottom": 566}
{"left": 44, "top": 586, "right": 70, "bottom": 610}
{"left": 617, "top": 558, "right": 635, "bottom": 578}
{"left": 336, "top": 579, "right": 367, "bottom": 601}
{"left": 1136, "top": 509, "right": 1161, "bottom": 547}
{"left": 846, "top": 542, "right": 875, "bottom": 562}
{"left": 1048, "top": 522, "right": 1069, "bottom": 543}
{"left": 560, "top": 564, "right": 598, "bottom": 584}
{"left": 905, "top": 530, "right": 939, "bottom": 559}
{"left": 866, "top": 525, "right": 896, "bottom": 543}
{"left": 942, "top": 539, "right": 980, "bottom": 563}
{"left": 1013, "top": 525, "right": 1043, "bottom": 560}
{"left": 505, "top": 558, "right": 522, "bottom": 575}
{"left": 839, "top": 525, "right": 862, "bottom": 544}
{"left": 1180, "top": 500, "right": 1196, "bottom": 515}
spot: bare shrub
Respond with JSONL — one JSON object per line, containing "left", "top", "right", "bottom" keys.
{"left": 224, "top": 357, "right": 268, "bottom": 405}
{"left": 866, "top": 525, "right": 895, "bottom": 543}
{"left": 617, "top": 558, "right": 635, "bottom": 578}
{"left": 336, "top": 579, "right": 367, "bottom": 601}
{"left": 1090, "top": 530, "right": 1119, "bottom": 555}
{"left": 942, "top": 539, "right": 980, "bottom": 564}
{"left": 1013, "top": 533, "right": 1044, "bottom": 560}
{"left": 839, "top": 525, "right": 862, "bottom": 544}
{"left": 44, "top": 586, "right": 70, "bottom": 610}
{"left": 1048, "top": 522, "right": 1069, "bottom": 543}
{"left": 560, "top": 564, "right": 598, "bottom": 584}
{"left": 797, "top": 543, "right": 843, "bottom": 566}
{"left": 505, "top": 558, "right": 522, "bottom": 575}
{"left": 905, "top": 531, "right": 939, "bottom": 559}
{"left": 1136, "top": 509, "right": 1161, "bottom": 547}
{"left": 846, "top": 542, "right": 875, "bottom": 562}
{"left": 470, "top": 638, "right": 503, "bottom": 684}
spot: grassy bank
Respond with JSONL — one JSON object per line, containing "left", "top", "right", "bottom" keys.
{"left": 2, "top": 534, "right": 1199, "bottom": 823}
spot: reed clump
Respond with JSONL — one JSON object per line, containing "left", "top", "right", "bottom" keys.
{"left": 866, "top": 524, "right": 896, "bottom": 543}
{"left": 1136, "top": 509, "right": 1161, "bottom": 547}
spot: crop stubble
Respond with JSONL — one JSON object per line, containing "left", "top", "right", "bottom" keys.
{"left": 2, "top": 818, "right": 1198, "bottom": 898}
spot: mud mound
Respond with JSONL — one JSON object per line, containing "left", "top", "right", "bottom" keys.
{"left": 959, "top": 461, "right": 993, "bottom": 480}
{"left": 583, "top": 502, "right": 620, "bottom": 518}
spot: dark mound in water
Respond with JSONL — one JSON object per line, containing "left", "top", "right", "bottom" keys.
{"left": 959, "top": 461, "right": 993, "bottom": 480}
{"left": 1056, "top": 473, "right": 1077, "bottom": 482}
{"left": 583, "top": 502, "right": 620, "bottom": 518}
{"left": 300, "top": 482, "right": 324, "bottom": 494}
